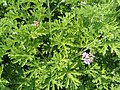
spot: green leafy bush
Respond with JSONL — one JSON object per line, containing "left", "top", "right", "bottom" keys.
{"left": 0, "top": 0, "right": 120, "bottom": 90}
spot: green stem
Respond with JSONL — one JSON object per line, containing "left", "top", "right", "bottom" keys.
{"left": 50, "top": 1, "right": 62, "bottom": 14}
{"left": 47, "top": 0, "right": 52, "bottom": 60}
{"left": 47, "top": 0, "right": 51, "bottom": 31}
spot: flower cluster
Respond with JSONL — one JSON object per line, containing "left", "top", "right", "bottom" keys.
{"left": 82, "top": 52, "right": 95, "bottom": 65}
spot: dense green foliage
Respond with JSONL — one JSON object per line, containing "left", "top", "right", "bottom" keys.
{"left": 0, "top": 0, "right": 120, "bottom": 90}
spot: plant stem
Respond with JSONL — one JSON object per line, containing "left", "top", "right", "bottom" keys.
{"left": 47, "top": 0, "right": 51, "bottom": 31}
{"left": 51, "top": 1, "right": 62, "bottom": 14}
{"left": 47, "top": 0, "right": 52, "bottom": 60}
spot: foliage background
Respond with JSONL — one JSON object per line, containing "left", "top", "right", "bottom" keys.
{"left": 0, "top": 0, "right": 120, "bottom": 90}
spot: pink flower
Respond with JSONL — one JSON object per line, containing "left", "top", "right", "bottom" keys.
{"left": 84, "top": 59, "right": 93, "bottom": 65}
{"left": 82, "top": 52, "right": 87, "bottom": 57}
{"left": 82, "top": 52, "right": 95, "bottom": 65}
{"left": 82, "top": 52, "right": 89, "bottom": 60}
{"left": 33, "top": 21, "right": 39, "bottom": 27}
